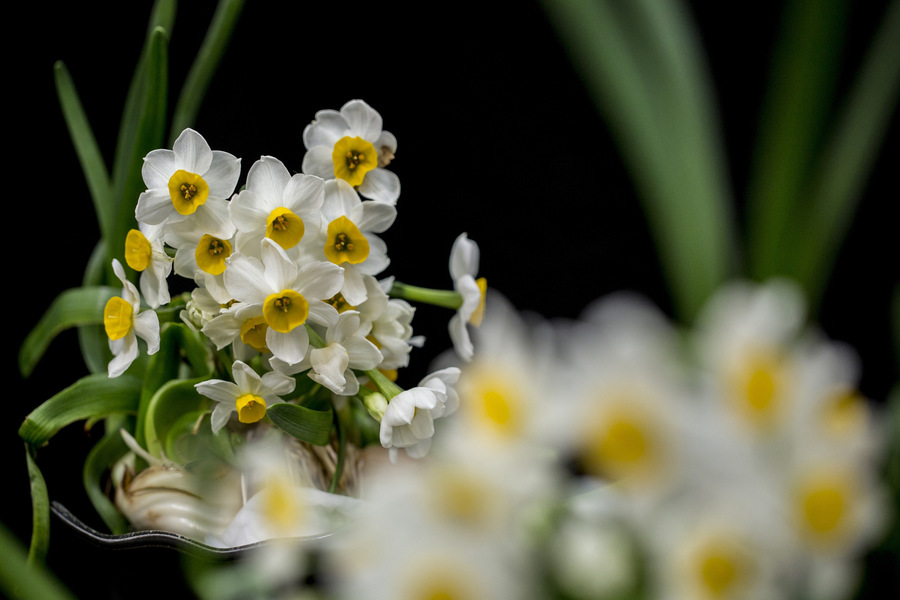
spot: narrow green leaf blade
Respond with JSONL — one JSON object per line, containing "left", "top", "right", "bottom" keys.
{"left": 18, "top": 286, "right": 117, "bottom": 378}
{"left": 268, "top": 402, "right": 334, "bottom": 447}
{"left": 539, "top": 0, "right": 737, "bottom": 321}
{"left": 746, "top": 0, "right": 849, "bottom": 281}
{"left": 53, "top": 61, "right": 114, "bottom": 245}
{"left": 170, "top": 0, "right": 246, "bottom": 140}
{"left": 790, "top": 0, "right": 900, "bottom": 306}
{"left": 109, "top": 23, "right": 170, "bottom": 284}
{"left": 24, "top": 445, "right": 50, "bottom": 565}
{"left": 18, "top": 374, "right": 142, "bottom": 447}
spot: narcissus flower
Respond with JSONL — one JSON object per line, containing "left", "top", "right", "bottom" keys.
{"left": 301, "top": 99, "right": 400, "bottom": 205}
{"left": 229, "top": 156, "right": 325, "bottom": 258}
{"left": 124, "top": 222, "right": 173, "bottom": 309}
{"left": 135, "top": 128, "right": 241, "bottom": 234}
{"left": 103, "top": 259, "right": 160, "bottom": 377}
{"left": 317, "top": 179, "right": 396, "bottom": 305}
{"left": 195, "top": 360, "right": 296, "bottom": 433}
{"left": 380, "top": 367, "right": 461, "bottom": 459}
{"left": 224, "top": 238, "right": 343, "bottom": 365}
{"left": 448, "top": 232, "right": 487, "bottom": 362}
{"left": 272, "top": 310, "right": 382, "bottom": 396}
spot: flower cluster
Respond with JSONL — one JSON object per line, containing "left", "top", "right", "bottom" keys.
{"left": 102, "top": 100, "right": 486, "bottom": 517}
{"left": 313, "top": 280, "right": 891, "bottom": 600}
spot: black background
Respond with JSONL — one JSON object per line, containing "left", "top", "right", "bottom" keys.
{"left": 7, "top": 1, "right": 898, "bottom": 597}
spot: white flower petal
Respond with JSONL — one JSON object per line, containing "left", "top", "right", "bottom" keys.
{"left": 301, "top": 145, "right": 336, "bottom": 180}
{"left": 267, "top": 326, "right": 309, "bottom": 366}
{"left": 172, "top": 128, "right": 213, "bottom": 174}
{"left": 357, "top": 167, "right": 400, "bottom": 205}
{"left": 340, "top": 99, "right": 382, "bottom": 141}
{"left": 303, "top": 109, "right": 348, "bottom": 149}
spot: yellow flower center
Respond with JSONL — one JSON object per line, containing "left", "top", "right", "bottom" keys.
{"left": 332, "top": 136, "right": 378, "bottom": 187}
{"left": 263, "top": 289, "right": 310, "bottom": 333}
{"left": 235, "top": 393, "right": 267, "bottom": 424}
{"left": 822, "top": 389, "right": 867, "bottom": 438}
{"left": 103, "top": 296, "right": 134, "bottom": 341}
{"left": 795, "top": 469, "right": 855, "bottom": 549}
{"left": 124, "top": 229, "right": 152, "bottom": 272}
{"left": 325, "top": 291, "right": 356, "bottom": 313}
{"left": 194, "top": 235, "right": 232, "bottom": 275}
{"left": 324, "top": 215, "right": 370, "bottom": 265}
{"left": 459, "top": 368, "right": 522, "bottom": 439}
{"left": 468, "top": 277, "right": 488, "bottom": 326}
{"left": 693, "top": 539, "right": 749, "bottom": 599}
{"left": 167, "top": 170, "right": 209, "bottom": 215}
{"left": 240, "top": 316, "right": 269, "bottom": 352}
{"left": 581, "top": 396, "right": 663, "bottom": 486}
{"left": 266, "top": 207, "right": 305, "bottom": 250}
{"left": 731, "top": 349, "right": 788, "bottom": 429}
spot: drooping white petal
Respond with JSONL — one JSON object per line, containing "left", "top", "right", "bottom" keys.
{"left": 133, "top": 311, "right": 161, "bottom": 354}
{"left": 195, "top": 379, "right": 241, "bottom": 405}
{"left": 353, "top": 199, "right": 397, "bottom": 233}
{"left": 450, "top": 233, "right": 479, "bottom": 281}
{"left": 309, "top": 344, "right": 350, "bottom": 393}
{"left": 267, "top": 326, "right": 309, "bottom": 366}
{"left": 357, "top": 167, "right": 401, "bottom": 205}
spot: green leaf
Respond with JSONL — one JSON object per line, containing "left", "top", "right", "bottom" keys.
{"left": 789, "top": 0, "right": 900, "bottom": 307}
{"left": 169, "top": 0, "right": 246, "bottom": 141}
{"left": 142, "top": 377, "right": 210, "bottom": 459}
{"left": 746, "top": 0, "right": 849, "bottom": 282}
{"left": 24, "top": 445, "right": 50, "bottom": 565}
{"left": 135, "top": 323, "right": 214, "bottom": 449}
{"left": 539, "top": 0, "right": 737, "bottom": 321}
{"left": 18, "top": 374, "right": 142, "bottom": 447}
{"left": 18, "top": 286, "right": 118, "bottom": 378}
{"left": 53, "top": 61, "right": 114, "bottom": 246}
{"left": 267, "top": 402, "right": 334, "bottom": 447}
{"left": 108, "top": 25, "right": 170, "bottom": 281}
{"left": 0, "top": 520, "right": 75, "bottom": 600}
{"left": 82, "top": 427, "right": 131, "bottom": 535}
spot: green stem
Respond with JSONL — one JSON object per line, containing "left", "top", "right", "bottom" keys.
{"left": 363, "top": 368, "right": 404, "bottom": 401}
{"left": 388, "top": 281, "right": 462, "bottom": 310}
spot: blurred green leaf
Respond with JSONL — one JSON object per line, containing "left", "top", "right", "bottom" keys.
{"left": 170, "top": 0, "right": 246, "bottom": 140}
{"left": 268, "top": 402, "right": 334, "bottom": 447}
{"left": 0, "top": 520, "right": 75, "bottom": 599}
{"left": 18, "top": 374, "right": 142, "bottom": 447}
{"left": 746, "top": 0, "right": 849, "bottom": 283}
{"left": 539, "top": 0, "right": 737, "bottom": 321}
{"left": 18, "top": 286, "right": 117, "bottom": 378}
{"left": 790, "top": 0, "right": 900, "bottom": 307}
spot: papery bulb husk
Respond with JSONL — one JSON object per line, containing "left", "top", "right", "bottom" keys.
{"left": 114, "top": 460, "right": 244, "bottom": 542}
